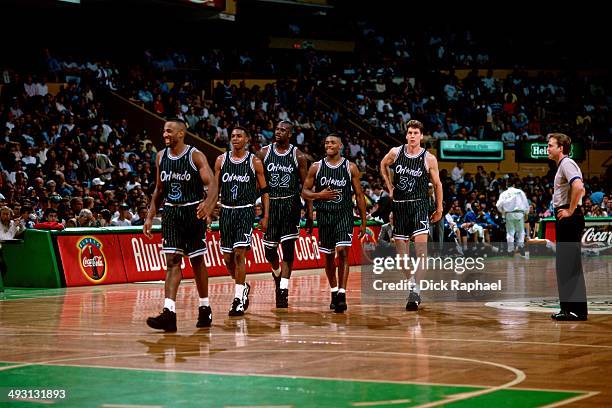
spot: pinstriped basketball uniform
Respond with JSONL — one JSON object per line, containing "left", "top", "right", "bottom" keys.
{"left": 219, "top": 151, "right": 257, "bottom": 253}
{"left": 390, "top": 145, "right": 431, "bottom": 240}
{"left": 159, "top": 145, "right": 207, "bottom": 258}
{"left": 262, "top": 143, "right": 301, "bottom": 248}
{"left": 314, "top": 157, "right": 354, "bottom": 254}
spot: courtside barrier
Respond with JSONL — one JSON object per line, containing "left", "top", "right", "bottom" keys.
{"left": 3, "top": 221, "right": 381, "bottom": 288}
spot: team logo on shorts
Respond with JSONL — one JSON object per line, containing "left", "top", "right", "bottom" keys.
{"left": 77, "top": 236, "right": 107, "bottom": 283}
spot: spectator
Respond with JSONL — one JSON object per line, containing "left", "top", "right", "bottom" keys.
{"left": 0, "top": 206, "right": 25, "bottom": 239}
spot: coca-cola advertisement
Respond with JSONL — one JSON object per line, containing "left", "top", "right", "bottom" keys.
{"left": 581, "top": 222, "right": 612, "bottom": 255}
{"left": 544, "top": 218, "right": 612, "bottom": 255}
{"left": 55, "top": 226, "right": 379, "bottom": 286}
{"left": 57, "top": 235, "right": 128, "bottom": 286}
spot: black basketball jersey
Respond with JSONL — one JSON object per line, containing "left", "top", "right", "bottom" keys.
{"left": 220, "top": 151, "right": 257, "bottom": 206}
{"left": 391, "top": 145, "right": 430, "bottom": 201}
{"left": 263, "top": 143, "right": 300, "bottom": 198}
{"left": 159, "top": 145, "right": 203, "bottom": 205}
{"left": 314, "top": 157, "right": 353, "bottom": 212}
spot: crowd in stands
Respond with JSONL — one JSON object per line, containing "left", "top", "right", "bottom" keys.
{"left": 0, "top": 37, "right": 610, "bottom": 243}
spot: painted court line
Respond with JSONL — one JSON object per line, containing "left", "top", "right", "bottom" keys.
{"left": 351, "top": 398, "right": 412, "bottom": 406}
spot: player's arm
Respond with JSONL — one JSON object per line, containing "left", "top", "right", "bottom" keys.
{"left": 380, "top": 147, "right": 399, "bottom": 199}
{"left": 144, "top": 151, "right": 164, "bottom": 239}
{"left": 296, "top": 148, "right": 314, "bottom": 230}
{"left": 301, "top": 162, "right": 338, "bottom": 201}
{"left": 253, "top": 156, "right": 269, "bottom": 231}
{"left": 194, "top": 151, "right": 218, "bottom": 219}
{"left": 427, "top": 152, "right": 444, "bottom": 223}
{"left": 350, "top": 162, "right": 367, "bottom": 238}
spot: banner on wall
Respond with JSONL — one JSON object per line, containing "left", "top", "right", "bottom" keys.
{"left": 56, "top": 235, "right": 128, "bottom": 286}
{"left": 543, "top": 217, "right": 612, "bottom": 255}
{"left": 56, "top": 226, "right": 380, "bottom": 286}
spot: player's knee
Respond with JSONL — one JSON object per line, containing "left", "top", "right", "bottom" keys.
{"left": 265, "top": 245, "right": 279, "bottom": 264}
{"left": 223, "top": 253, "right": 234, "bottom": 266}
{"left": 166, "top": 253, "right": 182, "bottom": 267}
{"left": 337, "top": 247, "right": 349, "bottom": 260}
{"left": 281, "top": 240, "right": 296, "bottom": 264}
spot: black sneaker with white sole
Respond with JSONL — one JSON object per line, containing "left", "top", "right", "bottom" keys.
{"left": 229, "top": 297, "right": 245, "bottom": 316}
{"left": 146, "top": 308, "right": 177, "bottom": 332}
{"left": 196, "top": 305, "right": 212, "bottom": 328}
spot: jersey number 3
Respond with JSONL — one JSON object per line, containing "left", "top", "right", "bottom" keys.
{"left": 169, "top": 182, "right": 182, "bottom": 200}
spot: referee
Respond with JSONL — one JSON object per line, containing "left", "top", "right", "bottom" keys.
{"left": 547, "top": 133, "right": 588, "bottom": 321}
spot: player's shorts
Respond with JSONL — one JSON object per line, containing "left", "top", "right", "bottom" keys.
{"left": 219, "top": 205, "right": 255, "bottom": 253}
{"left": 317, "top": 209, "right": 354, "bottom": 254}
{"left": 392, "top": 199, "right": 430, "bottom": 240}
{"left": 161, "top": 202, "right": 207, "bottom": 258}
{"left": 263, "top": 195, "right": 301, "bottom": 248}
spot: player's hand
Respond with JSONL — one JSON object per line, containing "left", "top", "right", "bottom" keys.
{"left": 257, "top": 216, "right": 268, "bottom": 232}
{"left": 358, "top": 223, "right": 366, "bottom": 239}
{"left": 305, "top": 215, "right": 314, "bottom": 234}
{"left": 196, "top": 201, "right": 210, "bottom": 219}
{"left": 143, "top": 218, "right": 153, "bottom": 240}
{"left": 430, "top": 209, "right": 443, "bottom": 223}
{"left": 557, "top": 209, "right": 572, "bottom": 220}
{"left": 317, "top": 187, "right": 340, "bottom": 201}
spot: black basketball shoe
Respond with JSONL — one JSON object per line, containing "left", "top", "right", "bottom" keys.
{"left": 334, "top": 292, "right": 347, "bottom": 313}
{"left": 330, "top": 291, "right": 338, "bottom": 310}
{"left": 277, "top": 289, "right": 289, "bottom": 308}
{"left": 405, "top": 292, "right": 421, "bottom": 311}
{"left": 196, "top": 305, "right": 212, "bottom": 328}
{"left": 146, "top": 308, "right": 177, "bottom": 332}
{"left": 229, "top": 298, "right": 245, "bottom": 317}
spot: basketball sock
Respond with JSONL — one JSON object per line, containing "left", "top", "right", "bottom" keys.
{"left": 164, "top": 298, "right": 176, "bottom": 312}
{"left": 338, "top": 288, "right": 346, "bottom": 294}
{"left": 280, "top": 278, "right": 289, "bottom": 290}
{"left": 235, "top": 284, "right": 245, "bottom": 299}
{"left": 199, "top": 298, "right": 210, "bottom": 307}
{"left": 410, "top": 277, "right": 420, "bottom": 294}
{"left": 330, "top": 286, "right": 338, "bottom": 292}
{"left": 272, "top": 267, "right": 281, "bottom": 277}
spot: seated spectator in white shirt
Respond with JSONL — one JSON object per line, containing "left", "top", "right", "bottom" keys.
{"left": 0, "top": 206, "right": 26, "bottom": 240}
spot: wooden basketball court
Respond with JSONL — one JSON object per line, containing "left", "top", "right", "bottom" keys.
{"left": 1, "top": 255, "right": 611, "bottom": 407}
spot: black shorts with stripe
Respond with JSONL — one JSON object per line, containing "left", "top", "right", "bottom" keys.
{"left": 220, "top": 206, "right": 255, "bottom": 253}
{"left": 161, "top": 204, "right": 207, "bottom": 258}
{"left": 317, "top": 209, "right": 353, "bottom": 254}
{"left": 263, "top": 195, "right": 301, "bottom": 248}
{"left": 392, "top": 200, "right": 430, "bottom": 240}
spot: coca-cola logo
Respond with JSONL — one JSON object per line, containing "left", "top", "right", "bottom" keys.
{"left": 582, "top": 227, "right": 612, "bottom": 249}
{"left": 77, "top": 236, "right": 107, "bottom": 283}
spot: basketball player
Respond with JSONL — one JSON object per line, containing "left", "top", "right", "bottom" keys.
{"left": 256, "top": 121, "right": 313, "bottom": 308}
{"left": 302, "top": 134, "right": 366, "bottom": 313}
{"left": 380, "top": 120, "right": 443, "bottom": 311}
{"left": 547, "top": 133, "right": 588, "bottom": 321}
{"left": 215, "top": 126, "right": 269, "bottom": 316}
{"left": 144, "top": 118, "right": 218, "bottom": 332}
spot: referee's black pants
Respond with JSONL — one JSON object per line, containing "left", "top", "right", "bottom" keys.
{"left": 555, "top": 206, "right": 587, "bottom": 316}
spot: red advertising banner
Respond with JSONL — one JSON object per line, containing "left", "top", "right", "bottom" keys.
{"left": 56, "top": 235, "right": 128, "bottom": 287}
{"left": 57, "top": 225, "right": 380, "bottom": 286}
